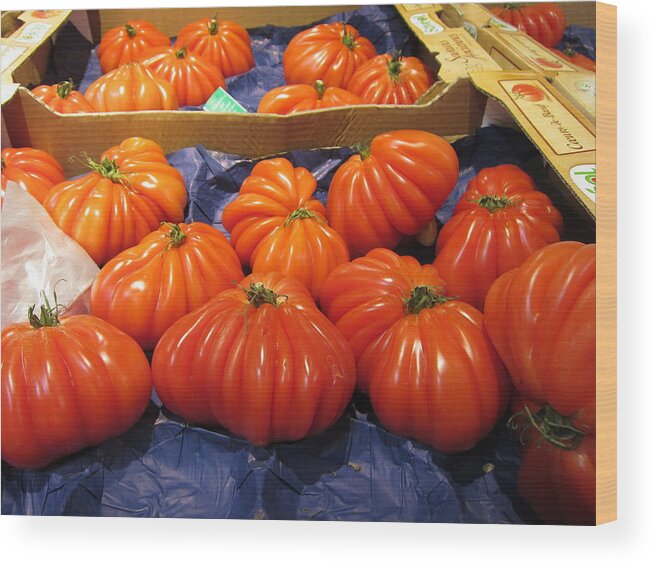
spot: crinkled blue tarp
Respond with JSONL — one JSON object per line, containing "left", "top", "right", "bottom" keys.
{"left": 78, "top": 5, "right": 419, "bottom": 112}
{"left": 556, "top": 25, "right": 596, "bottom": 61}
{"left": 2, "top": 126, "right": 552, "bottom": 522}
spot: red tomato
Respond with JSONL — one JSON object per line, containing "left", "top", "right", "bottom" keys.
{"left": 43, "top": 137, "right": 188, "bottom": 265}
{"left": 257, "top": 80, "right": 363, "bottom": 114}
{"left": 326, "top": 130, "right": 459, "bottom": 257}
{"left": 140, "top": 45, "right": 225, "bottom": 107}
{"left": 490, "top": 3, "right": 566, "bottom": 47}
{"left": 283, "top": 23, "right": 377, "bottom": 88}
{"left": 91, "top": 222, "right": 243, "bottom": 350}
{"left": 175, "top": 17, "right": 254, "bottom": 78}
{"left": 549, "top": 47, "right": 596, "bottom": 72}
{"left": 484, "top": 242, "right": 596, "bottom": 431}
{"left": 85, "top": 62, "right": 179, "bottom": 112}
{"left": 31, "top": 80, "right": 97, "bottom": 114}
{"left": 1, "top": 296, "right": 152, "bottom": 469}
{"left": 1, "top": 147, "right": 64, "bottom": 204}
{"left": 511, "top": 83, "right": 546, "bottom": 102}
{"left": 434, "top": 164, "right": 563, "bottom": 310}
{"left": 152, "top": 272, "right": 356, "bottom": 446}
{"left": 320, "top": 248, "right": 509, "bottom": 453}
{"left": 97, "top": 20, "right": 170, "bottom": 73}
{"left": 222, "top": 158, "right": 349, "bottom": 299}
{"left": 346, "top": 53, "right": 433, "bottom": 105}
{"left": 518, "top": 423, "right": 595, "bottom": 525}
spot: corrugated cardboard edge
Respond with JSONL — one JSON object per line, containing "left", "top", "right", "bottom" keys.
{"left": 595, "top": 1, "right": 617, "bottom": 527}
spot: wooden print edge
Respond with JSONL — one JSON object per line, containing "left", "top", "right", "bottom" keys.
{"left": 595, "top": 0, "right": 617, "bottom": 526}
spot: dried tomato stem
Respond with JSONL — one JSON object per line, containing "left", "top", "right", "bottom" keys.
{"left": 83, "top": 155, "right": 126, "bottom": 183}
{"left": 404, "top": 285, "right": 452, "bottom": 315}
{"left": 208, "top": 16, "right": 219, "bottom": 35}
{"left": 175, "top": 46, "right": 187, "bottom": 59}
{"left": 125, "top": 23, "right": 136, "bottom": 38}
{"left": 162, "top": 222, "right": 186, "bottom": 249}
{"left": 284, "top": 206, "right": 318, "bottom": 226}
{"left": 475, "top": 194, "right": 514, "bottom": 212}
{"left": 352, "top": 143, "right": 371, "bottom": 160}
{"left": 245, "top": 282, "right": 286, "bottom": 308}
{"left": 520, "top": 405, "right": 585, "bottom": 450}
{"left": 28, "top": 291, "right": 62, "bottom": 328}
{"left": 56, "top": 80, "right": 74, "bottom": 100}
{"left": 387, "top": 51, "right": 404, "bottom": 81}
{"left": 314, "top": 80, "right": 327, "bottom": 100}
{"left": 341, "top": 24, "right": 356, "bottom": 49}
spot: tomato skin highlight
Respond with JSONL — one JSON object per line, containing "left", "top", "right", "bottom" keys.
{"left": 434, "top": 164, "right": 563, "bottom": 310}
{"left": 151, "top": 272, "right": 356, "bottom": 446}
{"left": 491, "top": 3, "right": 566, "bottom": 47}
{"left": 97, "top": 20, "right": 170, "bottom": 74}
{"left": 346, "top": 53, "right": 433, "bottom": 105}
{"left": 91, "top": 222, "right": 244, "bottom": 350}
{"left": 326, "top": 130, "right": 459, "bottom": 257}
{"left": 1, "top": 147, "right": 65, "bottom": 205}
{"left": 1, "top": 314, "right": 152, "bottom": 469}
{"left": 320, "top": 248, "right": 509, "bottom": 453}
{"left": 283, "top": 23, "right": 377, "bottom": 89}
{"left": 43, "top": 137, "right": 188, "bottom": 266}
{"left": 175, "top": 18, "right": 254, "bottom": 78}
{"left": 484, "top": 241, "right": 596, "bottom": 432}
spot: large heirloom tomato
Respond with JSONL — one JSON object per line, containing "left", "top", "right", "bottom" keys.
{"left": 485, "top": 241, "right": 596, "bottom": 431}
{"left": 152, "top": 273, "right": 356, "bottom": 446}
{"left": 85, "top": 62, "right": 179, "bottom": 111}
{"left": 320, "top": 248, "right": 509, "bottom": 453}
{"left": 97, "top": 20, "right": 170, "bottom": 73}
{"left": 141, "top": 46, "right": 225, "bottom": 107}
{"left": 1, "top": 147, "right": 64, "bottom": 204}
{"left": 257, "top": 80, "right": 363, "bottom": 114}
{"left": 283, "top": 23, "right": 377, "bottom": 89}
{"left": 222, "top": 158, "right": 349, "bottom": 299}
{"left": 43, "top": 137, "right": 188, "bottom": 265}
{"left": 1, "top": 296, "right": 152, "bottom": 469}
{"left": 549, "top": 47, "right": 596, "bottom": 72}
{"left": 31, "top": 80, "right": 97, "bottom": 114}
{"left": 490, "top": 3, "right": 566, "bottom": 47}
{"left": 175, "top": 17, "right": 254, "bottom": 78}
{"left": 346, "top": 53, "right": 433, "bottom": 105}
{"left": 435, "top": 164, "right": 563, "bottom": 310}
{"left": 327, "top": 130, "right": 459, "bottom": 257}
{"left": 91, "top": 222, "right": 243, "bottom": 350}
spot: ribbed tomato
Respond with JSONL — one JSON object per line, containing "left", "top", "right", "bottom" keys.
{"left": 257, "top": 80, "right": 363, "bottom": 114}
{"left": 222, "top": 157, "right": 349, "bottom": 299}
{"left": 1, "top": 147, "right": 64, "bottom": 205}
{"left": 1, "top": 295, "right": 152, "bottom": 469}
{"left": 85, "top": 62, "right": 179, "bottom": 111}
{"left": 320, "top": 248, "right": 509, "bottom": 453}
{"left": 484, "top": 242, "right": 596, "bottom": 431}
{"left": 549, "top": 47, "right": 596, "bottom": 72}
{"left": 490, "top": 3, "right": 566, "bottom": 47}
{"left": 435, "top": 164, "right": 563, "bottom": 310}
{"left": 152, "top": 272, "right": 356, "bottom": 446}
{"left": 283, "top": 23, "right": 377, "bottom": 88}
{"left": 140, "top": 45, "right": 225, "bottom": 107}
{"left": 175, "top": 17, "right": 254, "bottom": 78}
{"left": 91, "top": 222, "right": 243, "bottom": 350}
{"left": 326, "top": 130, "right": 459, "bottom": 257}
{"left": 346, "top": 53, "right": 433, "bottom": 105}
{"left": 31, "top": 80, "right": 97, "bottom": 114}
{"left": 97, "top": 20, "right": 170, "bottom": 73}
{"left": 43, "top": 137, "right": 188, "bottom": 265}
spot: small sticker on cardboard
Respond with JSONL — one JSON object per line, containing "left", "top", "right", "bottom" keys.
{"left": 569, "top": 164, "right": 596, "bottom": 203}
{"left": 13, "top": 22, "right": 53, "bottom": 45}
{"left": 203, "top": 87, "right": 248, "bottom": 113}
{"left": 463, "top": 21, "right": 478, "bottom": 39}
{"left": 409, "top": 13, "right": 445, "bottom": 35}
{"left": 0, "top": 44, "right": 27, "bottom": 73}
{"left": 487, "top": 16, "right": 517, "bottom": 32}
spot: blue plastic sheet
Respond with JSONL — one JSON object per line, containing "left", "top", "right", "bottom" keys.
{"left": 2, "top": 125, "right": 549, "bottom": 522}
{"left": 79, "top": 5, "right": 418, "bottom": 112}
{"left": 556, "top": 25, "right": 597, "bottom": 61}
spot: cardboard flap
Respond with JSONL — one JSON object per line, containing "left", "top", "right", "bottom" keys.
{"left": 469, "top": 70, "right": 596, "bottom": 218}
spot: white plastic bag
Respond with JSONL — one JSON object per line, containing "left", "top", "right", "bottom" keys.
{"left": 1, "top": 181, "right": 99, "bottom": 329}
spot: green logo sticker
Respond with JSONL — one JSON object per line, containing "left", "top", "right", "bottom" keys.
{"left": 569, "top": 164, "right": 596, "bottom": 203}
{"left": 410, "top": 13, "right": 445, "bottom": 35}
{"left": 203, "top": 87, "right": 248, "bottom": 113}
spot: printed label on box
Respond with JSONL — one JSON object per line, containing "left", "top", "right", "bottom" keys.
{"left": 499, "top": 32, "right": 578, "bottom": 72}
{"left": 487, "top": 16, "right": 517, "bottom": 32}
{"left": 436, "top": 31, "right": 498, "bottom": 77}
{"left": 500, "top": 79, "right": 595, "bottom": 155}
{"left": 0, "top": 44, "right": 27, "bottom": 73}
{"left": 463, "top": 20, "right": 478, "bottom": 39}
{"left": 409, "top": 13, "right": 445, "bottom": 35}
{"left": 569, "top": 164, "right": 596, "bottom": 203}
{"left": 203, "top": 87, "right": 248, "bottom": 113}
{"left": 26, "top": 10, "right": 63, "bottom": 19}
{"left": 14, "top": 22, "right": 53, "bottom": 45}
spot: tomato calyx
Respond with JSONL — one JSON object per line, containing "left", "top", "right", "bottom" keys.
{"left": 341, "top": 24, "right": 356, "bottom": 50}
{"left": 284, "top": 206, "right": 319, "bottom": 226}
{"left": 124, "top": 23, "right": 137, "bottom": 38}
{"left": 511, "top": 405, "right": 585, "bottom": 450}
{"left": 175, "top": 46, "right": 188, "bottom": 59}
{"left": 387, "top": 51, "right": 404, "bottom": 82}
{"left": 503, "top": 3, "right": 524, "bottom": 9}
{"left": 352, "top": 143, "right": 371, "bottom": 160}
{"left": 314, "top": 80, "right": 327, "bottom": 100}
{"left": 474, "top": 194, "right": 515, "bottom": 212}
{"left": 244, "top": 282, "right": 288, "bottom": 309}
{"left": 28, "top": 290, "right": 63, "bottom": 329}
{"left": 404, "top": 285, "right": 452, "bottom": 315}
{"left": 82, "top": 155, "right": 127, "bottom": 184}
{"left": 56, "top": 79, "right": 74, "bottom": 100}
{"left": 208, "top": 16, "right": 219, "bottom": 35}
{"left": 162, "top": 222, "right": 186, "bottom": 249}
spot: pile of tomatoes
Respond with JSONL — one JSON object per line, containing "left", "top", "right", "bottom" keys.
{"left": 29, "top": 17, "right": 435, "bottom": 115}
{"left": 1, "top": 125, "right": 595, "bottom": 524}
